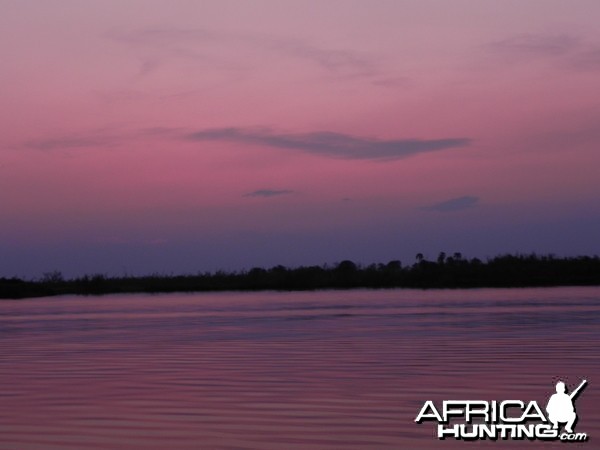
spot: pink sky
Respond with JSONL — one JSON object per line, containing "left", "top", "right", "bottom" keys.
{"left": 2, "top": 1, "right": 600, "bottom": 277}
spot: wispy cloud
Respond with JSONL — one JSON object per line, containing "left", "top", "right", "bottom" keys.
{"left": 107, "top": 27, "right": 243, "bottom": 77}
{"left": 137, "top": 59, "right": 161, "bottom": 77}
{"left": 24, "top": 125, "right": 469, "bottom": 161}
{"left": 269, "top": 38, "right": 375, "bottom": 77}
{"left": 25, "top": 131, "right": 123, "bottom": 151}
{"left": 487, "top": 33, "right": 600, "bottom": 71}
{"left": 571, "top": 48, "right": 600, "bottom": 70}
{"left": 244, "top": 189, "right": 295, "bottom": 198}
{"left": 24, "top": 127, "right": 180, "bottom": 151}
{"left": 108, "top": 27, "right": 216, "bottom": 45}
{"left": 423, "top": 196, "right": 479, "bottom": 212}
{"left": 488, "top": 34, "right": 579, "bottom": 57}
{"left": 108, "top": 27, "right": 397, "bottom": 81}
{"left": 187, "top": 128, "right": 470, "bottom": 161}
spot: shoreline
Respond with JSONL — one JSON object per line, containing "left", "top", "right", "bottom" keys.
{"left": 2, "top": 253, "right": 600, "bottom": 300}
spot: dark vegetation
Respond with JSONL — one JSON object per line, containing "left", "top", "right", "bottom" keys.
{"left": 1, "top": 253, "right": 600, "bottom": 299}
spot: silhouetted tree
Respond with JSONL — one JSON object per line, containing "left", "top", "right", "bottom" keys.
{"left": 336, "top": 260, "right": 357, "bottom": 273}
{"left": 386, "top": 260, "right": 402, "bottom": 271}
{"left": 437, "top": 252, "right": 446, "bottom": 265}
{"left": 42, "top": 270, "right": 64, "bottom": 283}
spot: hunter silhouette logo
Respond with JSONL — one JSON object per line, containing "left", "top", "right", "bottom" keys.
{"left": 547, "top": 380, "right": 586, "bottom": 434}
{"left": 415, "top": 379, "right": 589, "bottom": 442}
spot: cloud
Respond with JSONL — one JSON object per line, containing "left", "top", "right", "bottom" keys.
{"left": 423, "top": 196, "right": 479, "bottom": 212}
{"left": 25, "top": 132, "right": 123, "bottom": 151}
{"left": 187, "top": 128, "right": 470, "bottom": 160}
{"left": 24, "top": 127, "right": 180, "bottom": 151}
{"left": 488, "top": 34, "right": 579, "bottom": 57}
{"left": 108, "top": 27, "right": 388, "bottom": 80}
{"left": 269, "top": 38, "right": 375, "bottom": 77}
{"left": 571, "top": 48, "right": 600, "bottom": 70}
{"left": 107, "top": 27, "right": 216, "bottom": 45}
{"left": 244, "top": 189, "right": 295, "bottom": 198}
{"left": 107, "top": 27, "right": 245, "bottom": 77}
{"left": 137, "top": 59, "right": 161, "bottom": 77}
{"left": 487, "top": 33, "right": 600, "bottom": 71}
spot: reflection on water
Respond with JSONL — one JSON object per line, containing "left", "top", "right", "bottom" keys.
{"left": 1, "top": 287, "right": 599, "bottom": 449}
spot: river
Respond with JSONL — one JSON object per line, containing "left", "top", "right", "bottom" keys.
{"left": 1, "top": 287, "right": 599, "bottom": 449}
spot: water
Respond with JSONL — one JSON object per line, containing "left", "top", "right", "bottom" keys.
{"left": 1, "top": 287, "right": 599, "bottom": 449}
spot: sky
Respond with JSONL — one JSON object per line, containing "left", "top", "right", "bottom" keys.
{"left": 2, "top": 0, "right": 600, "bottom": 278}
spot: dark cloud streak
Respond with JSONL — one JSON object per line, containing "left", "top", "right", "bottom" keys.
{"left": 187, "top": 128, "right": 470, "bottom": 160}
{"left": 244, "top": 189, "right": 295, "bottom": 198}
{"left": 423, "top": 196, "right": 479, "bottom": 212}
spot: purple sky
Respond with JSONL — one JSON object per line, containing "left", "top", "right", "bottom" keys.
{"left": 2, "top": 1, "right": 600, "bottom": 278}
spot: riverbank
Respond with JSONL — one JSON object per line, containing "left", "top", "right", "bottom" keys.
{"left": 2, "top": 253, "right": 600, "bottom": 299}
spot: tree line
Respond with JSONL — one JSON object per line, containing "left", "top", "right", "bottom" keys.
{"left": 1, "top": 253, "right": 600, "bottom": 299}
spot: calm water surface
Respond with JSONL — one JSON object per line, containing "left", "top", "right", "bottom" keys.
{"left": 1, "top": 287, "right": 599, "bottom": 449}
